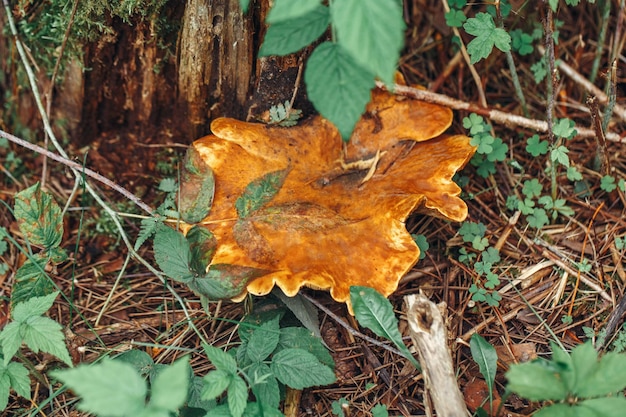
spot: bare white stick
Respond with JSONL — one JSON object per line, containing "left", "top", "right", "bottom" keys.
{"left": 405, "top": 293, "right": 469, "bottom": 417}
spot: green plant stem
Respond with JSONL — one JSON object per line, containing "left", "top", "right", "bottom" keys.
{"left": 542, "top": 1, "right": 558, "bottom": 200}
{"left": 495, "top": 6, "right": 528, "bottom": 117}
{"left": 589, "top": 0, "right": 611, "bottom": 85}
{"left": 2, "top": 0, "right": 207, "bottom": 346}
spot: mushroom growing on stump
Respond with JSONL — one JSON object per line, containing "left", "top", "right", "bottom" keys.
{"left": 176, "top": 85, "right": 476, "bottom": 309}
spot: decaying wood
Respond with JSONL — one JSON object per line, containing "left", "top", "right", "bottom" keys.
{"left": 178, "top": 0, "right": 254, "bottom": 138}
{"left": 404, "top": 293, "right": 469, "bottom": 417}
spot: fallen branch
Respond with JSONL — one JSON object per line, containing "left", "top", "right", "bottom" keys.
{"left": 379, "top": 81, "right": 624, "bottom": 143}
{"left": 404, "top": 293, "right": 469, "bottom": 417}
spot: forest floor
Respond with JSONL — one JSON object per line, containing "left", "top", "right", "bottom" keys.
{"left": 1, "top": 1, "right": 626, "bottom": 416}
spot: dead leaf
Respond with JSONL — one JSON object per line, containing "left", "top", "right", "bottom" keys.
{"left": 179, "top": 86, "right": 475, "bottom": 306}
{"left": 464, "top": 378, "right": 502, "bottom": 416}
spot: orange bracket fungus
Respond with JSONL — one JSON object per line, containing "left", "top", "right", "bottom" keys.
{"left": 174, "top": 86, "right": 476, "bottom": 307}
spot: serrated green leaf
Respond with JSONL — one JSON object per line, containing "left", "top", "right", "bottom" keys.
{"left": 188, "top": 375, "right": 217, "bottom": 411}
{"left": 203, "top": 343, "right": 238, "bottom": 374}
{"left": 0, "top": 323, "right": 21, "bottom": 366}
{"left": 236, "top": 170, "right": 288, "bottom": 219}
{"left": 6, "top": 361, "right": 30, "bottom": 400}
{"left": 52, "top": 359, "right": 147, "bottom": 416}
{"left": 247, "top": 317, "right": 280, "bottom": 363}
{"left": 0, "top": 370, "right": 10, "bottom": 411}
{"left": 445, "top": 9, "right": 466, "bottom": 27}
{"left": 506, "top": 360, "right": 568, "bottom": 401}
{"left": 187, "top": 225, "right": 217, "bottom": 274}
{"left": 331, "top": 0, "right": 405, "bottom": 84}
{"left": 550, "top": 145, "right": 570, "bottom": 167}
{"left": 270, "top": 348, "right": 335, "bottom": 389}
{"left": 305, "top": 42, "right": 375, "bottom": 141}
{"left": 266, "top": 0, "right": 323, "bottom": 23}
{"left": 228, "top": 375, "right": 248, "bottom": 417}
{"left": 249, "top": 362, "right": 280, "bottom": 409}
{"left": 351, "top": 286, "right": 419, "bottom": 367}
{"left": 153, "top": 224, "right": 194, "bottom": 283}
{"left": 14, "top": 182, "right": 63, "bottom": 250}
{"left": 463, "top": 13, "right": 511, "bottom": 64}
{"left": 190, "top": 264, "right": 271, "bottom": 300}
{"left": 149, "top": 356, "right": 190, "bottom": 412}
{"left": 179, "top": 147, "right": 215, "bottom": 224}
{"left": 115, "top": 349, "right": 155, "bottom": 378}
{"left": 371, "top": 404, "right": 389, "bottom": 417}
{"left": 526, "top": 134, "right": 549, "bottom": 157}
{"left": 278, "top": 327, "right": 334, "bottom": 369}
{"left": 577, "top": 397, "right": 626, "bottom": 417}
{"left": 201, "top": 369, "right": 233, "bottom": 401}
{"left": 20, "top": 315, "right": 73, "bottom": 366}
{"left": 12, "top": 290, "right": 59, "bottom": 321}
{"left": 10, "top": 256, "right": 55, "bottom": 309}
{"left": 470, "top": 334, "right": 497, "bottom": 407}
{"left": 260, "top": 4, "right": 329, "bottom": 56}
{"left": 574, "top": 347, "right": 626, "bottom": 397}
{"left": 273, "top": 290, "right": 321, "bottom": 339}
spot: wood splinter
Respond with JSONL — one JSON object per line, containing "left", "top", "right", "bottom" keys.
{"left": 405, "top": 293, "right": 469, "bottom": 417}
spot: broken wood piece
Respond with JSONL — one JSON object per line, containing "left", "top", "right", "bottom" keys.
{"left": 404, "top": 293, "right": 469, "bottom": 417}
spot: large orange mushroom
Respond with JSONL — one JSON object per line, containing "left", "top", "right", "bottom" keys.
{"left": 176, "top": 86, "right": 476, "bottom": 307}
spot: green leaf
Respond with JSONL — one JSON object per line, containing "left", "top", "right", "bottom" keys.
{"left": 470, "top": 334, "right": 497, "bottom": 407}
{"left": 371, "top": 404, "right": 389, "bottom": 417}
{"left": 330, "top": 0, "right": 404, "bottom": 84}
{"left": 188, "top": 375, "right": 217, "bottom": 411}
{"left": 10, "top": 256, "right": 55, "bottom": 308}
{"left": 14, "top": 182, "right": 63, "bottom": 250}
{"left": 527, "top": 208, "right": 549, "bottom": 229}
{"left": 190, "top": 264, "right": 271, "bottom": 300}
{"left": 445, "top": 9, "right": 466, "bottom": 27}
{"left": 273, "top": 290, "right": 321, "bottom": 339}
{"left": 277, "top": 327, "right": 335, "bottom": 369}
{"left": 228, "top": 375, "right": 248, "bottom": 417}
{"left": 572, "top": 344, "right": 626, "bottom": 397}
{"left": 506, "top": 360, "right": 568, "bottom": 401}
{"left": 411, "top": 234, "right": 429, "bottom": 260}
{"left": 249, "top": 362, "right": 280, "bottom": 409}
{"left": 577, "top": 397, "right": 626, "bottom": 417}
{"left": 11, "top": 288, "right": 59, "bottom": 320}
{"left": 14, "top": 315, "right": 72, "bottom": 366}
{"left": 550, "top": 145, "right": 570, "bottom": 167}
{"left": 52, "top": 359, "right": 147, "bottom": 416}
{"left": 260, "top": 3, "right": 329, "bottom": 56}
{"left": 179, "top": 147, "right": 216, "bottom": 224}
{"left": 511, "top": 29, "right": 534, "bottom": 55}
{"left": 149, "top": 356, "right": 190, "bottom": 412}
{"left": 134, "top": 216, "right": 162, "bottom": 251}
{"left": 350, "top": 286, "right": 419, "bottom": 368}
{"left": 270, "top": 348, "right": 336, "bottom": 389}
{"left": 522, "top": 179, "right": 543, "bottom": 199}
{"left": 266, "top": 0, "right": 323, "bottom": 23}
{"left": 304, "top": 41, "right": 375, "bottom": 141}
{"left": 203, "top": 343, "right": 238, "bottom": 375}
{"left": 526, "top": 134, "right": 549, "bottom": 157}
{"left": 601, "top": 175, "right": 617, "bottom": 192}
{"left": 201, "top": 369, "right": 232, "bottom": 401}
{"left": 187, "top": 225, "right": 217, "bottom": 274}
{"left": 567, "top": 166, "right": 583, "bottom": 182}
{"left": 235, "top": 170, "right": 288, "bottom": 219}
{"left": 247, "top": 316, "right": 280, "bottom": 363}
{"left": 553, "top": 118, "right": 577, "bottom": 139}
{"left": 6, "top": 361, "right": 30, "bottom": 399}
{"left": 463, "top": 113, "right": 487, "bottom": 135}
{"left": 153, "top": 224, "right": 194, "bottom": 283}
{"left": 463, "top": 13, "right": 511, "bottom": 64}
{"left": 115, "top": 349, "right": 155, "bottom": 378}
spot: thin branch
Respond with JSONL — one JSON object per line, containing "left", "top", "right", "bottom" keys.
{"left": 376, "top": 81, "right": 624, "bottom": 142}
{"left": 0, "top": 128, "right": 154, "bottom": 214}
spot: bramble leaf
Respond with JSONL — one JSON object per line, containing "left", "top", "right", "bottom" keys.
{"left": 463, "top": 13, "right": 511, "bottom": 64}
{"left": 330, "top": 0, "right": 405, "bottom": 84}
{"left": 14, "top": 182, "right": 63, "bottom": 251}
{"left": 10, "top": 255, "right": 55, "bottom": 308}
{"left": 260, "top": 3, "right": 329, "bottom": 56}
{"left": 228, "top": 375, "right": 248, "bottom": 417}
{"left": 153, "top": 225, "right": 194, "bottom": 283}
{"left": 305, "top": 41, "right": 375, "bottom": 141}
{"left": 270, "top": 348, "right": 335, "bottom": 389}
{"left": 236, "top": 170, "right": 289, "bottom": 219}
{"left": 148, "top": 357, "right": 190, "bottom": 413}
{"left": 52, "top": 359, "right": 147, "bottom": 416}
{"left": 247, "top": 316, "right": 280, "bottom": 363}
